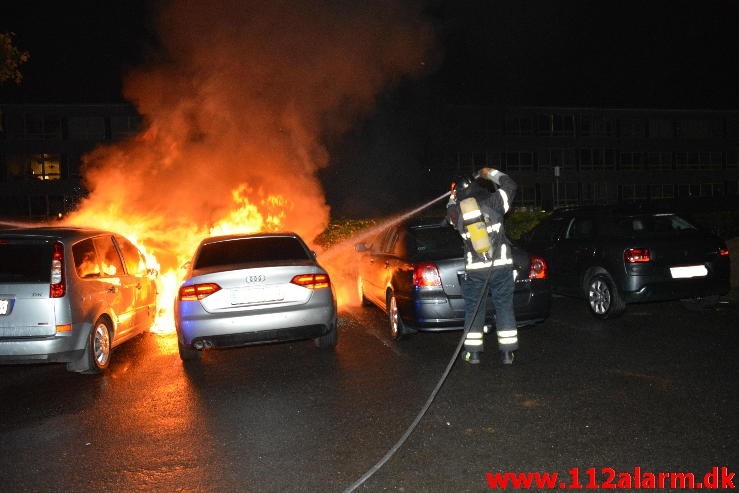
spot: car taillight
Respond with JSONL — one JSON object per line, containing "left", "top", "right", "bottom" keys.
{"left": 291, "top": 273, "right": 330, "bottom": 289}
{"left": 718, "top": 243, "right": 730, "bottom": 256}
{"left": 529, "top": 255, "right": 547, "bottom": 279}
{"left": 624, "top": 247, "right": 651, "bottom": 263}
{"left": 179, "top": 283, "right": 221, "bottom": 301}
{"left": 413, "top": 262, "right": 442, "bottom": 287}
{"left": 50, "top": 242, "right": 66, "bottom": 298}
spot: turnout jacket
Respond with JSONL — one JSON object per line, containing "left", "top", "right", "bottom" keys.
{"left": 446, "top": 170, "right": 517, "bottom": 270}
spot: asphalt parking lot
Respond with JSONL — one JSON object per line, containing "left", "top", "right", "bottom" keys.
{"left": 1, "top": 283, "right": 737, "bottom": 492}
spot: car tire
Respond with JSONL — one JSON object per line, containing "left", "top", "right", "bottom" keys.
{"left": 357, "top": 276, "right": 372, "bottom": 307}
{"left": 681, "top": 294, "right": 720, "bottom": 312}
{"left": 178, "top": 338, "right": 200, "bottom": 361}
{"left": 315, "top": 320, "right": 338, "bottom": 349}
{"left": 66, "top": 317, "right": 112, "bottom": 374}
{"left": 586, "top": 273, "right": 625, "bottom": 319}
{"left": 386, "top": 291, "right": 407, "bottom": 340}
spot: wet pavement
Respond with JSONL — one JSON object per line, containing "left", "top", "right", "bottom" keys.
{"left": 1, "top": 293, "right": 737, "bottom": 492}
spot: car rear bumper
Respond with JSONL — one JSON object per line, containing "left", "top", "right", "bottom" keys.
{"left": 405, "top": 285, "right": 551, "bottom": 331}
{"left": 622, "top": 277, "right": 730, "bottom": 303}
{"left": 0, "top": 336, "right": 85, "bottom": 364}
{"left": 512, "top": 287, "right": 552, "bottom": 326}
{"left": 176, "top": 303, "right": 336, "bottom": 347}
{"left": 188, "top": 324, "right": 332, "bottom": 349}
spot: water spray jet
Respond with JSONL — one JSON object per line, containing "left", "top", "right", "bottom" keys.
{"left": 320, "top": 190, "right": 451, "bottom": 262}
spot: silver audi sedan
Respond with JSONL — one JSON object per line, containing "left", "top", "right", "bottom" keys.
{"left": 174, "top": 232, "right": 338, "bottom": 361}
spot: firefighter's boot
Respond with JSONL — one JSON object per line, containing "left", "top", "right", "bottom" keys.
{"left": 501, "top": 350, "right": 515, "bottom": 365}
{"left": 463, "top": 331, "right": 483, "bottom": 364}
{"left": 463, "top": 351, "right": 481, "bottom": 364}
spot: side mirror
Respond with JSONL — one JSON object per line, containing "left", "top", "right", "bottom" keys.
{"left": 355, "top": 242, "right": 369, "bottom": 253}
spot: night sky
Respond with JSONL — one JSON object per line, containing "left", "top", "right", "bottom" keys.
{"left": 430, "top": 0, "right": 739, "bottom": 110}
{"left": 2, "top": 0, "right": 738, "bottom": 217}
{"left": 2, "top": 1, "right": 737, "bottom": 109}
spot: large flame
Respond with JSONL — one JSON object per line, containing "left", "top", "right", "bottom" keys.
{"left": 62, "top": 0, "right": 437, "bottom": 333}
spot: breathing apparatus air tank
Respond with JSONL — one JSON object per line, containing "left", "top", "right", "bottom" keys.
{"left": 459, "top": 197, "right": 492, "bottom": 258}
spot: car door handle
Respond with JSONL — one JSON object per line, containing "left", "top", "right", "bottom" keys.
{"left": 107, "top": 286, "right": 119, "bottom": 294}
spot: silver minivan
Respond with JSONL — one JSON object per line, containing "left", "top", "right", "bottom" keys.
{"left": 0, "top": 227, "right": 158, "bottom": 373}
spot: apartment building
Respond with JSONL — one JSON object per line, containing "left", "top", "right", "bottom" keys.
{"left": 0, "top": 103, "right": 141, "bottom": 220}
{"left": 1, "top": 103, "right": 738, "bottom": 220}
{"left": 433, "top": 105, "right": 739, "bottom": 212}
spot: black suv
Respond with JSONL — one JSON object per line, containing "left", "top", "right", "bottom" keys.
{"left": 355, "top": 218, "right": 550, "bottom": 339}
{"left": 518, "top": 206, "right": 731, "bottom": 319}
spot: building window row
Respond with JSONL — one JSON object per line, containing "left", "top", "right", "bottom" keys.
{"left": 494, "top": 112, "right": 733, "bottom": 138}
{"left": 1, "top": 153, "right": 82, "bottom": 182}
{"left": 1, "top": 112, "right": 141, "bottom": 141}
{"left": 555, "top": 181, "right": 731, "bottom": 206}
{"left": 454, "top": 149, "right": 739, "bottom": 172}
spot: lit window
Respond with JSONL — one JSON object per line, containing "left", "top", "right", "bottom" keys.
{"left": 30, "top": 154, "right": 62, "bottom": 181}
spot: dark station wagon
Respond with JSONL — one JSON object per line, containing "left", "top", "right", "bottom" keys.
{"left": 355, "top": 218, "right": 551, "bottom": 339}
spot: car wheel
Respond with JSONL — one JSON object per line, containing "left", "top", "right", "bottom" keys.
{"left": 681, "top": 294, "right": 720, "bottom": 312}
{"left": 178, "top": 338, "right": 200, "bottom": 361}
{"left": 586, "top": 273, "right": 625, "bottom": 319}
{"left": 357, "top": 276, "right": 372, "bottom": 307}
{"left": 386, "top": 291, "right": 406, "bottom": 340}
{"left": 66, "top": 317, "right": 112, "bottom": 374}
{"left": 315, "top": 320, "right": 338, "bottom": 349}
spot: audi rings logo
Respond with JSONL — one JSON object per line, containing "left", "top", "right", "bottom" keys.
{"left": 246, "top": 275, "right": 266, "bottom": 283}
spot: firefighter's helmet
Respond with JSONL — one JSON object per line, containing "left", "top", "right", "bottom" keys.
{"left": 451, "top": 174, "right": 474, "bottom": 196}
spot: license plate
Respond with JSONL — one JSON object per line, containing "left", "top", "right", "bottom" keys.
{"left": 669, "top": 265, "right": 707, "bottom": 279}
{"left": 230, "top": 286, "right": 283, "bottom": 305}
{"left": 0, "top": 299, "right": 10, "bottom": 315}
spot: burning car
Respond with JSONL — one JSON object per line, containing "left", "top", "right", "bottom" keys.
{"left": 174, "top": 232, "right": 338, "bottom": 361}
{"left": 0, "top": 227, "right": 158, "bottom": 373}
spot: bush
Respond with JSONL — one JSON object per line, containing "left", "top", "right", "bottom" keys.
{"left": 315, "top": 209, "right": 550, "bottom": 248}
{"left": 505, "top": 209, "right": 550, "bottom": 240}
{"left": 314, "top": 219, "right": 379, "bottom": 249}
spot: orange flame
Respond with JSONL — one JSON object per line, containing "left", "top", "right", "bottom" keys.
{"left": 59, "top": 0, "right": 437, "bottom": 335}
{"left": 65, "top": 181, "right": 291, "bottom": 334}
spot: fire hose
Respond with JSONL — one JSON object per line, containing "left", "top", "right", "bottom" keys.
{"left": 342, "top": 266, "right": 493, "bottom": 493}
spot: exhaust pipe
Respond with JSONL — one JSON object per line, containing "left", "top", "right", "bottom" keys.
{"left": 193, "top": 339, "right": 214, "bottom": 350}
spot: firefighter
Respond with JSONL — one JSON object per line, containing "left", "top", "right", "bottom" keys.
{"left": 446, "top": 168, "right": 518, "bottom": 365}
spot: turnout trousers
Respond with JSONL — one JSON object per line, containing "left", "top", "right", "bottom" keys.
{"left": 461, "top": 265, "right": 518, "bottom": 354}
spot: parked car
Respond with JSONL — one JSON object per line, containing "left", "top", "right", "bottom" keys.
{"left": 0, "top": 227, "right": 158, "bottom": 373}
{"left": 517, "top": 206, "right": 731, "bottom": 318}
{"left": 174, "top": 232, "right": 338, "bottom": 361}
{"left": 354, "top": 217, "right": 550, "bottom": 339}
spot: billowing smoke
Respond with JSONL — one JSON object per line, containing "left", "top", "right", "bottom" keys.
{"left": 69, "top": 0, "right": 437, "bottom": 272}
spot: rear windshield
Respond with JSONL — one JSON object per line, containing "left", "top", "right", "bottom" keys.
{"left": 0, "top": 242, "right": 52, "bottom": 283}
{"left": 616, "top": 214, "right": 698, "bottom": 236}
{"left": 194, "top": 236, "right": 311, "bottom": 269}
{"left": 408, "top": 226, "right": 463, "bottom": 260}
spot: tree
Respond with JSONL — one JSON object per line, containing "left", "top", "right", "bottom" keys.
{"left": 0, "top": 32, "right": 30, "bottom": 86}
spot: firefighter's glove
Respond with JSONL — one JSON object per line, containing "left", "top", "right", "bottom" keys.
{"left": 478, "top": 167, "right": 502, "bottom": 185}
